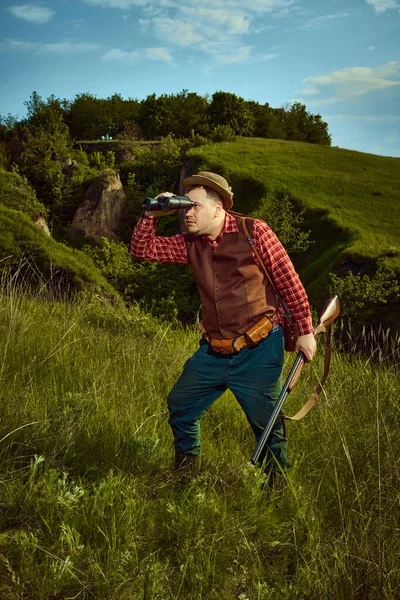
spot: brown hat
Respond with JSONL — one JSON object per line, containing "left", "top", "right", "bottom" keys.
{"left": 181, "top": 171, "right": 233, "bottom": 210}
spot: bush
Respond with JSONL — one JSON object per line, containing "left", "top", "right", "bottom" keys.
{"left": 329, "top": 259, "right": 400, "bottom": 322}
{"left": 254, "top": 192, "right": 312, "bottom": 255}
{"left": 83, "top": 237, "right": 200, "bottom": 323}
{"left": 0, "top": 167, "right": 46, "bottom": 218}
{"left": 209, "top": 125, "right": 236, "bottom": 143}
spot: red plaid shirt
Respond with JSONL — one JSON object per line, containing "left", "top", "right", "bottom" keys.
{"left": 130, "top": 213, "right": 313, "bottom": 335}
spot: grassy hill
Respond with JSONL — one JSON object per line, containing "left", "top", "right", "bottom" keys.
{"left": 186, "top": 138, "right": 400, "bottom": 300}
{"left": 0, "top": 204, "right": 116, "bottom": 296}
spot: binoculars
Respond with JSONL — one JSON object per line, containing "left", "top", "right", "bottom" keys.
{"left": 143, "top": 195, "right": 194, "bottom": 212}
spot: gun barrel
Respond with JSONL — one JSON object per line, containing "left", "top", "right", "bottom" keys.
{"left": 250, "top": 351, "right": 305, "bottom": 465}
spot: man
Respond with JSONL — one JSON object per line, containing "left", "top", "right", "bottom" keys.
{"left": 130, "top": 171, "right": 316, "bottom": 478}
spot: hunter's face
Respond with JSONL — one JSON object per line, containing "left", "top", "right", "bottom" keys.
{"left": 184, "top": 187, "right": 222, "bottom": 236}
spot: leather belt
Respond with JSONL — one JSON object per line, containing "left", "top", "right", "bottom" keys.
{"left": 201, "top": 316, "right": 277, "bottom": 355}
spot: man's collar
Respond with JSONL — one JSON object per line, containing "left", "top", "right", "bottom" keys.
{"left": 223, "top": 212, "right": 240, "bottom": 233}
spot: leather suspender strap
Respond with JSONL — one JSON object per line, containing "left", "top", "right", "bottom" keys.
{"left": 240, "top": 216, "right": 333, "bottom": 422}
{"left": 241, "top": 217, "right": 291, "bottom": 319}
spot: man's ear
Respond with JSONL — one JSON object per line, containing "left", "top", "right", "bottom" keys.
{"left": 215, "top": 201, "right": 223, "bottom": 215}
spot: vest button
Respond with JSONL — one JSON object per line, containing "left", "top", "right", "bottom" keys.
{"left": 216, "top": 300, "right": 220, "bottom": 304}
{"left": 218, "top": 314, "right": 222, "bottom": 318}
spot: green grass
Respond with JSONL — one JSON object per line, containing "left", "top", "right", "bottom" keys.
{"left": 0, "top": 281, "right": 399, "bottom": 599}
{"left": 0, "top": 204, "right": 116, "bottom": 296}
{"left": 186, "top": 138, "right": 400, "bottom": 296}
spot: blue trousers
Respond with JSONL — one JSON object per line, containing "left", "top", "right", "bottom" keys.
{"left": 167, "top": 326, "right": 289, "bottom": 471}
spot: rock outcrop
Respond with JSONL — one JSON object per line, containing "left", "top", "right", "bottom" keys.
{"left": 32, "top": 215, "right": 51, "bottom": 237}
{"left": 70, "top": 169, "right": 127, "bottom": 243}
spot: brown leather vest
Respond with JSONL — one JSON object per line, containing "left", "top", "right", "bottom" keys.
{"left": 185, "top": 218, "right": 278, "bottom": 339}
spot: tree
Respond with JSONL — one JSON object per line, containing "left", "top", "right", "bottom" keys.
{"left": 208, "top": 92, "right": 255, "bottom": 136}
{"left": 66, "top": 93, "right": 112, "bottom": 140}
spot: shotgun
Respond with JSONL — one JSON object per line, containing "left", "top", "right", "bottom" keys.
{"left": 250, "top": 295, "right": 341, "bottom": 465}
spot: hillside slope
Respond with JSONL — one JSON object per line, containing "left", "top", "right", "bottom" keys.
{"left": 186, "top": 139, "right": 400, "bottom": 302}
{"left": 0, "top": 205, "right": 116, "bottom": 296}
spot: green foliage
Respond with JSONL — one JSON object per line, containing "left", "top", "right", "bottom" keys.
{"left": 0, "top": 166, "right": 46, "bottom": 217}
{"left": 0, "top": 141, "right": 7, "bottom": 168}
{"left": 24, "top": 91, "right": 71, "bottom": 156}
{"left": 209, "top": 124, "right": 236, "bottom": 143}
{"left": 17, "top": 150, "right": 65, "bottom": 213}
{"left": 329, "top": 259, "right": 400, "bottom": 322}
{"left": 119, "top": 135, "right": 183, "bottom": 195}
{"left": 65, "top": 92, "right": 140, "bottom": 140}
{"left": 254, "top": 192, "right": 312, "bottom": 255}
{"left": 12, "top": 89, "right": 330, "bottom": 146}
{"left": 87, "top": 149, "right": 115, "bottom": 171}
{"left": 208, "top": 91, "right": 255, "bottom": 136}
{"left": 2, "top": 93, "right": 73, "bottom": 233}
{"left": 82, "top": 237, "right": 200, "bottom": 322}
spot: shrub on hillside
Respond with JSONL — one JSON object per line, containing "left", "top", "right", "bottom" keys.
{"left": 329, "top": 259, "right": 400, "bottom": 322}
{"left": 254, "top": 192, "right": 312, "bottom": 255}
{"left": 209, "top": 125, "right": 236, "bottom": 143}
{"left": 83, "top": 237, "right": 200, "bottom": 323}
{"left": 0, "top": 167, "right": 46, "bottom": 218}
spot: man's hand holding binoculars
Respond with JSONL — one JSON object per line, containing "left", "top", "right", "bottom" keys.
{"left": 143, "top": 193, "right": 193, "bottom": 217}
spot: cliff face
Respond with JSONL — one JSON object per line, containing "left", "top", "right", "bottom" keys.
{"left": 70, "top": 169, "right": 127, "bottom": 243}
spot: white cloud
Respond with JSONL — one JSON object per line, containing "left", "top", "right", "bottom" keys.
{"left": 102, "top": 46, "right": 173, "bottom": 64}
{"left": 299, "top": 10, "right": 352, "bottom": 30}
{"left": 7, "top": 4, "right": 54, "bottom": 24}
{"left": 83, "top": 0, "right": 298, "bottom": 13}
{"left": 214, "top": 46, "right": 253, "bottom": 65}
{"left": 0, "top": 39, "right": 37, "bottom": 51}
{"left": 82, "top": 0, "right": 299, "bottom": 41}
{"left": 102, "top": 48, "right": 140, "bottom": 63}
{"left": 40, "top": 42, "right": 101, "bottom": 55}
{"left": 139, "top": 18, "right": 150, "bottom": 30}
{"left": 84, "top": 0, "right": 147, "bottom": 8}
{"left": 84, "top": 0, "right": 297, "bottom": 64}
{"left": 302, "top": 62, "right": 400, "bottom": 101}
{"left": 151, "top": 17, "right": 204, "bottom": 47}
{"left": 0, "top": 38, "right": 101, "bottom": 54}
{"left": 180, "top": 7, "right": 250, "bottom": 34}
{"left": 366, "top": 0, "right": 400, "bottom": 14}
{"left": 368, "top": 45, "right": 376, "bottom": 50}
{"left": 211, "top": 46, "right": 279, "bottom": 65}
{"left": 145, "top": 47, "right": 173, "bottom": 62}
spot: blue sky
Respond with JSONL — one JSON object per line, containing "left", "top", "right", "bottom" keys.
{"left": 1, "top": 0, "right": 399, "bottom": 157}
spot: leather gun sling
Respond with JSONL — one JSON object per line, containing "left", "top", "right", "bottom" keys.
{"left": 241, "top": 217, "right": 333, "bottom": 421}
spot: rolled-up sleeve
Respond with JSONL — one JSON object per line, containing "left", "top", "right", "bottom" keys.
{"left": 130, "top": 215, "right": 189, "bottom": 264}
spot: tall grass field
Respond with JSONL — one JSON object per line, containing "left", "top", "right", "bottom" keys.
{"left": 0, "top": 279, "right": 399, "bottom": 599}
